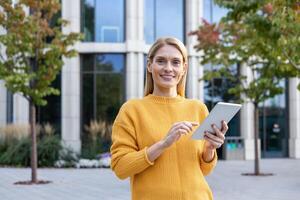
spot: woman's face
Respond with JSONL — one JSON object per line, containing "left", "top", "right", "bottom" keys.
{"left": 148, "top": 44, "right": 186, "bottom": 92}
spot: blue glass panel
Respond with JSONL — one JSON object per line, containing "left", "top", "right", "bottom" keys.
{"left": 95, "top": 54, "right": 125, "bottom": 73}
{"left": 144, "top": 0, "right": 184, "bottom": 44}
{"left": 95, "top": 0, "right": 125, "bottom": 43}
{"left": 203, "top": 0, "right": 227, "bottom": 23}
{"left": 203, "top": 0, "right": 212, "bottom": 22}
{"left": 144, "top": 0, "right": 155, "bottom": 43}
{"left": 156, "top": 0, "right": 184, "bottom": 41}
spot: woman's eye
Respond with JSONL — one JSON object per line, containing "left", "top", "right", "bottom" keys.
{"left": 157, "top": 59, "right": 165, "bottom": 64}
{"left": 172, "top": 60, "right": 181, "bottom": 66}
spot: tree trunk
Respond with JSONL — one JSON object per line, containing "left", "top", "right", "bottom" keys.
{"left": 254, "top": 103, "right": 260, "bottom": 175}
{"left": 29, "top": 101, "right": 38, "bottom": 183}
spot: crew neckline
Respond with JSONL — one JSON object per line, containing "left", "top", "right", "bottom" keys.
{"left": 144, "top": 94, "right": 184, "bottom": 104}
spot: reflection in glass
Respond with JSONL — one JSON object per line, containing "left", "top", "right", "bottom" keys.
{"left": 81, "top": 0, "right": 125, "bottom": 42}
{"left": 95, "top": 0, "right": 125, "bottom": 42}
{"left": 36, "top": 74, "right": 62, "bottom": 134}
{"left": 81, "top": 0, "right": 95, "bottom": 41}
{"left": 95, "top": 54, "right": 124, "bottom": 72}
{"left": 81, "top": 54, "right": 125, "bottom": 125}
{"left": 81, "top": 54, "right": 125, "bottom": 157}
{"left": 82, "top": 74, "right": 94, "bottom": 127}
{"left": 96, "top": 74, "right": 124, "bottom": 122}
{"left": 144, "top": 0, "right": 184, "bottom": 44}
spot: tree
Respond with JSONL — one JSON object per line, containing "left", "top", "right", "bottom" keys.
{"left": 0, "top": 0, "right": 82, "bottom": 184}
{"left": 190, "top": 0, "right": 300, "bottom": 175}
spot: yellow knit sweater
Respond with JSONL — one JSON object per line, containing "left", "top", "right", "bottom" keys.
{"left": 110, "top": 94, "right": 217, "bottom": 200}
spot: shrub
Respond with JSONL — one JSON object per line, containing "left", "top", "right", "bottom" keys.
{"left": 0, "top": 123, "right": 63, "bottom": 167}
{"left": 37, "top": 135, "right": 62, "bottom": 167}
{"left": 0, "top": 138, "right": 31, "bottom": 167}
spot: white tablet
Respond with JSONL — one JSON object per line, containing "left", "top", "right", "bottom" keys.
{"left": 192, "top": 102, "right": 242, "bottom": 140}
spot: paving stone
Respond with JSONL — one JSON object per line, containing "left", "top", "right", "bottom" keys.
{"left": 0, "top": 159, "right": 299, "bottom": 200}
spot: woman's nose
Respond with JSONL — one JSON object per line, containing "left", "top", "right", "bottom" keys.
{"left": 164, "top": 61, "right": 172, "bottom": 72}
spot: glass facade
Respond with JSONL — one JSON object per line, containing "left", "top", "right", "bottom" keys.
{"left": 81, "top": 54, "right": 125, "bottom": 127}
{"left": 144, "top": 0, "right": 184, "bottom": 44}
{"left": 81, "top": 0, "right": 125, "bottom": 42}
{"left": 203, "top": 1, "right": 239, "bottom": 137}
{"left": 203, "top": 0, "right": 240, "bottom": 159}
{"left": 204, "top": 0, "right": 289, "bottom": 158}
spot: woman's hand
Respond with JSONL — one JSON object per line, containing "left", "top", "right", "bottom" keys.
{"left": 147, "top": 121, "right": 199, "bottom": 162}
{"left": 204, "top": 120, "right": 228, "bottom": 150}
{"left": 161, "top": 121, "right": 199, "bottom": 148}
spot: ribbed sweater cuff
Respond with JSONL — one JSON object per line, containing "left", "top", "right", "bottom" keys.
{"left": 144, "top": 147, "right": 155, "bottom": 165}
{"left": 200, "top": 150, "right": 217, "bottom": 173}
{"left": 115, "top": 147, "right": 155, "bottom": 179}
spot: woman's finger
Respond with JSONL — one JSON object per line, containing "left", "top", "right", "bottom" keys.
{"left": 221, "top": 120, "right": 229, "bottom": 134}
{"left": 204, "top": 131, "right": 224, "bottom": 144}
{"left": 190, "top": 121, "right": 199, "bottom": 126}
{"left": 177, "top": 128, "right": 188, "bottom": 135}
{"left": 203, "top": 135, "right": 222, "bottom": 148}
{"left": 175, "top": 123, "right": 193, "bottom": 133}
{"left": 211, "top": 124, "right": 225, "bottom": 138}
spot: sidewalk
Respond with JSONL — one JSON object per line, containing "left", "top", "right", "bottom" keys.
{"left": 0, "top": 159, "right": 299, "bottom": 200}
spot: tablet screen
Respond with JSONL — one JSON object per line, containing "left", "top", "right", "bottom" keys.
{"left": 192, "top": 102, "right": 242, "bottom": 140}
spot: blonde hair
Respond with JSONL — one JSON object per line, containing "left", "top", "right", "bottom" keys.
{"left": 144, "top": 37, "right": 188, "bottom": 97}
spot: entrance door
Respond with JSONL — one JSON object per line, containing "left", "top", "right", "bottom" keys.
{"left": 259, "top": 81, "right": 288, "bottom": 158}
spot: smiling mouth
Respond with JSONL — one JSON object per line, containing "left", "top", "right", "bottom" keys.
{"left": 160, "top": 75, "right": 175, "bottom": 80}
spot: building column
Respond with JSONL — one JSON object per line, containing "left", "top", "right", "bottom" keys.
{"left": 186, "top": 0, "right": 204, "bottom": 101}
{"left": 0, "top": 9, "right": 7, "bottom": 127}
{"left": 125, "top": 0, "right": 145, "bottom": 100}
{"left": 240, "top": 64, "right": 256, "bottom": 160}
{"left": 0, "top": 81, "right": 7, "bottom": 127}
{"left": 289, "top": 78, "right": 300, "bottom": 158}
{"left": 61, "top": 0, "right": 81, "bottom": 153}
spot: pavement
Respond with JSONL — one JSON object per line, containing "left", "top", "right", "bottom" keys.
{"left": 0, "top": 159, "right": 299, "bottom": 200}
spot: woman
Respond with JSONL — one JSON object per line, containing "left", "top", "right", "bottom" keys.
{"left": 110, "top": 37, "right": 228, "bottom": 200}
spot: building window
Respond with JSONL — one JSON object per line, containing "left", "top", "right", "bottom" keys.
{"left": 6, "top": 90, "right": 13, "bottom": 123}
{"left": 144, "top": 0, "right": 184, "bottom": 44}
{"left": 203, "top": 0, "right": 228, "bottom": 23}
{"left": 36, "top": 74, "right": 62, "bottom": 133}
{"left": 81, "top": 0, "right": 125, "bottom": 42}
{"left": 81, "top": 54, "right": 125, "bottom": 127}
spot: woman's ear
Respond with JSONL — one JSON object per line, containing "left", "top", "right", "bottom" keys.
{"left": 182, "top": 63, "right": 188, "bottom": 75}
{"left": 147, "top": 63, "right": 152, "bottom": 73}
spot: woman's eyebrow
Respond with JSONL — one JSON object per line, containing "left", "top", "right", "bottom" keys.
{"left": 155, "top": 56, "right": 166, "bottom": 59}
{"left": 155, "top": 55, "right": 182, "bottom": 60}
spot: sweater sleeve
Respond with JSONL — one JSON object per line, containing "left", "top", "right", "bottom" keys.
{"left": 110, "top": 105, "right": 154, "bottom": 180}
{"left": 199, "top": 148, "right": 218, "bottom": 176}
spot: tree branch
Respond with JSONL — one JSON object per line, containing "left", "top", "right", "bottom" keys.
{"left": 283, "top": 51, "right": 300, "bottom": 71}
